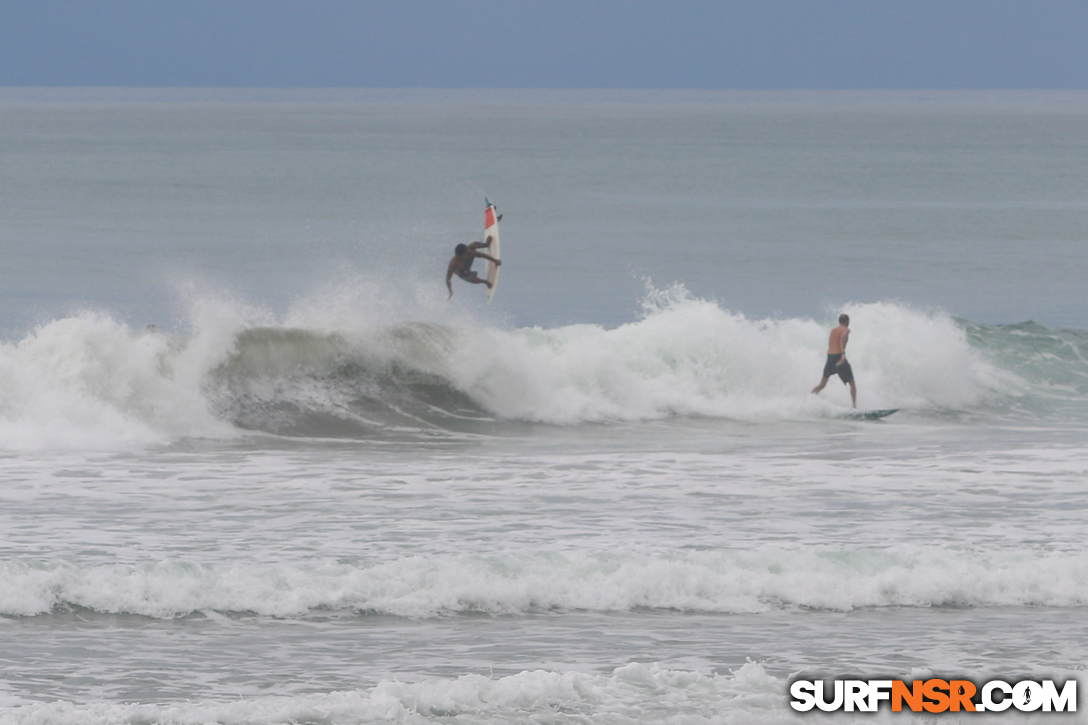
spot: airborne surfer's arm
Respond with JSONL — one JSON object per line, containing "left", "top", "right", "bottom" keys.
{"left": 473, "top": 251, "right": 501, "bottom": 265}
{"left": 446, "top": 261, "right": 456, "bottom": 298}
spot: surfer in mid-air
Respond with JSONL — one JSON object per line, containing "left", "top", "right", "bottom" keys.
{"left": 811, "top": 313, "right": 857, "bottom": 408}
{"left": 446, "top": 237, "right": 500, "bottom": 299}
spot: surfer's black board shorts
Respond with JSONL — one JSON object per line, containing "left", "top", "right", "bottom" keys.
{"left": 457, "top": 267, "right": 479, "bottom": 281}
{"left": 822, "top": 353, "right": 854, "bottom": 384}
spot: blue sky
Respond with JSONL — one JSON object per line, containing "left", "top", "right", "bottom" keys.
{"left": 2, "top": 0, "right": 1085, "bottom": 88}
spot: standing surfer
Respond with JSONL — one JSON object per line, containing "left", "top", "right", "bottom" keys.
{"left": 446, "top": 237, "right": 500, "bottom": 299}
{"left": 811, "top": 313, "right": 857, "bottom": 408}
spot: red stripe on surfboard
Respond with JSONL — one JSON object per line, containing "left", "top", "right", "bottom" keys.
{"left": 485, "top": 206, "right": 496, "bottom": 228}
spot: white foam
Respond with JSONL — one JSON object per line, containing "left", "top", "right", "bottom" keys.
{"left": 448, "top": 289, "right": 1002, "bottom": 423}
{"left": 0, "top": 313, "right": 211, "bottom": 450}
{"left": 5, "top": 545, "right": 1086, "bottom": 619}
{"left": 0, "top": 662, "right": 786, "bottom": 725}
{"left": 269, "top": 280, "right": 1017, "bottom": 426}
{"left": 0, "top": 288, "right": 283, "bottom": 450}
{"left": 0, "top": 283, "right": 1029, "bottom": 450}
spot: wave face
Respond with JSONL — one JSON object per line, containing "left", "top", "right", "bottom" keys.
{"left": 0, "top": 287, "right": 1085, "bottom": 449}
{"left": 206, "top": 323, "right": 494, "bottom": 439}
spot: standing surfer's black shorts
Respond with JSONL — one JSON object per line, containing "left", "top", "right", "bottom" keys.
{"left": 822, "top": 353, "right": 854, "bottom": 384}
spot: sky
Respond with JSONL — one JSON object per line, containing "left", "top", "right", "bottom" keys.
{"left": 1, "top": 0, "right": 1086, "bottom": 89}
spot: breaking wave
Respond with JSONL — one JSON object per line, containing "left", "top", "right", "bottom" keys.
{"left": 0, "top": 662, "right": 786, "bottom": 724}
{"left": 0, "top": 283, "right": 1083, "bottom": 450}
{"left": 4, "top": 545, "right": 1088, "bottom": 619}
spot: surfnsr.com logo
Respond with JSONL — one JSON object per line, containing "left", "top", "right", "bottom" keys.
{"left": 790, "top": 678, "right": 1077, "bottom": 713}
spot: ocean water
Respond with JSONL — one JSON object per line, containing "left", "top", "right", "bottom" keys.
{"left": 1, "top": 88, "right": 1088, "bottom": 724}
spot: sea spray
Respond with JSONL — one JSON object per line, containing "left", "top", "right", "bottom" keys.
{"left": 0, "top": 311, "right": 229, "bottom": 450}
{"left": 442, "top": 291, "right": 1002, "bottom": 423}
{"left": 0, "top": 285, "right": 1078, "bottom": 450}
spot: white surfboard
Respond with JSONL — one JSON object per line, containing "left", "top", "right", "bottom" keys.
{"left": 484, "top": 198, "right": 501, "bottom": 303}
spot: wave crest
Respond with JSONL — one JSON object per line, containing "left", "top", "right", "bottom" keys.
{"left": 1, "top": 288, "right": 1079, "bottom": 449}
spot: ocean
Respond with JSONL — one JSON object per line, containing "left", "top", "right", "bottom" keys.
{"left": 1, "top": 88, "right": 1087, "bottom": 723}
